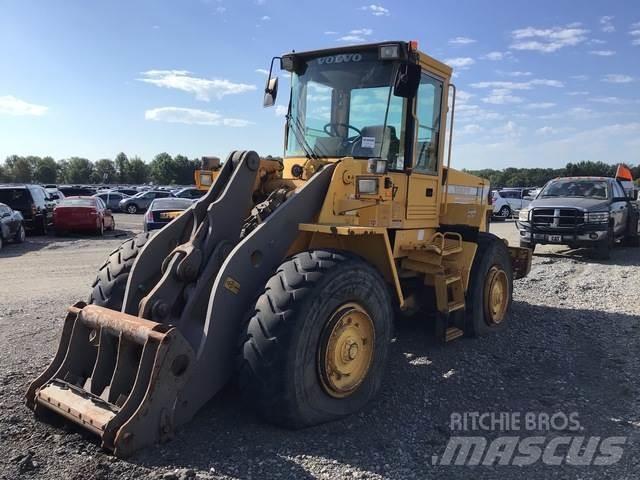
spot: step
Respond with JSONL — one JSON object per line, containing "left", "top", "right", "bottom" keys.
{"left": 445, "top": 327, "right": 464, "bottom": 342}
{"left": 447, "top": 301, "right": 466, "bottom": 313}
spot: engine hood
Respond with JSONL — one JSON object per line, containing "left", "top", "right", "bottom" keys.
{"left": 529, "top": 197, "right": 610, "bottom": 211}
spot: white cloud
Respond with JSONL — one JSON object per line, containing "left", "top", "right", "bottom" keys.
{"left": 470, "top": 78, "right": 563, "bottom": 90}
{"left": 483, "top": 89, "right": 523, "bottom": 104}
{"left": 255, "top": 68, "right": 269, "bottom": 75}
{"left": 589, "top": 96, "right": 625, "bottom": 104}
{"left": 216, "top": 6, "right": 226, "bottom": 14}
{"left": 589, "top": 50, "right": 616, "bottom": 56}
{"left": 337, "top": 28, "right": 373, "bottom": 42}
{"left": 567, "top": 91, "right": 589, "bottom": 96}
{"left": 505, "top": 71, "right": 532, "bottom": 77}
{"left": 275, "top": 105, "right": 288, "bottom": 116}
{"left": 631, "top": 25, "right": 640, "bottom": 45}
{"left": 360, "top": 4, "right": 389, "bottom": 16}
{"left": 525, "top": 102, "right": 556, "bottom": 109}
{"left": 600, "top": 16, "right": 615, "bottom": 33}
{"left": 138, "top": 70, "right": 256, "bottom": 101}
{"left": 449, "top": 36, "right": 476, "bottom": 45}
{"left": 536, "top": 126, "right": 556, "bottom": 135}
{"left": 571, "top": 74, "right": 589, "bottom": 81}
{"left": 458, "top": 124, "right": 483, "bottom": 134}
{"left": 145, "top": 107, "right": 251, "bottom": 126}
{"left": 480, "top": 52, "right": 506, "bottom": 62}
{"left": 602, "top": 74, "right": 634, "bottom": 83}
{"left": 444, "top": 57, "right": 475, "bottom": 69}
{"left": 0, "top": 95, "right": 48, "bottom": 116}
{"left": 261, "top": 15, "right": 271, "bottom": 21}
{"left": 510, "top": 25, "right": 589, "bottom": 52}
{"left": 324, "top": 31, "right": 338, "bottom": 35}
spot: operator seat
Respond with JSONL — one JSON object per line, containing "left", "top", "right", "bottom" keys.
{"left": 352, "top": 125, "right": 399, "bottom": 162}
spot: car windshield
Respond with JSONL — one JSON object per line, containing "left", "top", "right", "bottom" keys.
{"left": 151, "top": 198, "right": 193, "bottom": 210}
{"left": 540, "top": 180, "right": 609, "bottom": 200}
{"left": 285, "top": 50, "right": 404, "bottom": 163}
{"left": 60, "top": 198, "right": 95, "bottom": 207}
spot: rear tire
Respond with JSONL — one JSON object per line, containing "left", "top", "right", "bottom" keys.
{"left": 14, "top": 224, "right": 25, "bottom": 243}
{"left": 127, "top": 204, "right": 138, "bottom": 214}
{"left": 498, "top": 205, "right": 511, "bottom": 219}
{"left": 88, "top": 232, "right": 151, "bottom": 310}
{"left": 238, "top": 250, "right": 393, "bottom": 428}
{"left": 466, "top": 233, "right": 513, "bottom": 336}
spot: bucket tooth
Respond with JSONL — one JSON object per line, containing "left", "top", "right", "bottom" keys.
{"left": 25, "top": 304, "right": 195, "bottom": 457}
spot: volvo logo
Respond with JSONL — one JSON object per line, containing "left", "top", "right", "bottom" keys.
{"left": 317, "top": 53, "right": 363, "bottom": 65}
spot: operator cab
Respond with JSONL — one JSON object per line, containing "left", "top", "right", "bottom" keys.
{"left": 264, "top": 41, "right": 451, "bottom": 176}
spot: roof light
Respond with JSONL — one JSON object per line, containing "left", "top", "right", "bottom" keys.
{"left": 409, "top": 40, "right": 418, "bottom": 52}
{"left": 379, "top": 44, "right": 400, "bottom": 59}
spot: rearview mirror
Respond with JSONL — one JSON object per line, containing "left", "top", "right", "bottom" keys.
{"left": 263, "top": 76, "right": 279, "bottom": 108}
{"left": 393, "top": 63, "right": 421, "bottom": 98}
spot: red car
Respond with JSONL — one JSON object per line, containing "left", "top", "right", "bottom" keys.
{"left": 53, "top": 196, "right": 115, "bottom": 236}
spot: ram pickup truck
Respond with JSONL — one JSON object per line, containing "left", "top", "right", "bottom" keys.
{"left": 516, "top": 176, "right": 639, "bottom": 259}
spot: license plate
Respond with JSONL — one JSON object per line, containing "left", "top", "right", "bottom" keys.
{"left": 548, "top": 235, "right": 562, "bottom": 243}
{"left": 159, "top": 211, "right": 181, "bottom": 220}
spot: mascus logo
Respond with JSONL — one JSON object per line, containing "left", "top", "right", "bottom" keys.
{"left": 317, "top": 53, "right": 363, "bottom": 64}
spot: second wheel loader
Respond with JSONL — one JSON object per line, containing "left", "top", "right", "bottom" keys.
{"left": 26, "top": 40, "right": 531, "bottom": 457}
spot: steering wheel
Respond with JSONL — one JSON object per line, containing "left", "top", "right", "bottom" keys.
{"left": 323, "top": 122, "right": 362, "bottom": 139}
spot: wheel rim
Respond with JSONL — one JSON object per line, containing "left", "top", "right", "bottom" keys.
{"left": 318, "top": 302, "right": 375, "bottom": 398}
{"left": 128, "top": 205, "right": 136, "bottom": 213}
{"left": 19, "top": 226, "right": 25, "bottom": 242}
{"left": 500, "top": 207, "right": 509, "bottom": 217}
{"left": 484, "top": 266, "right": 509, "bottom": 325}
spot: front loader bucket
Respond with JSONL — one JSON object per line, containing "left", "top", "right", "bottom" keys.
{"left": 26, "top": 302, "right": 194, "bottom": 457}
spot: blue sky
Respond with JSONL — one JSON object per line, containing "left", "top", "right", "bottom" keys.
{"left": 0, "top": 0, "right": 639, "bottom": 170}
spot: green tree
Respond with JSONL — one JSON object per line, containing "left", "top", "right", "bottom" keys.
{"left": 114, "top": 152, "right": 130, "bottom": 183}
{"left": 5, "top": 155, "right": 33, "bottom": 182}
{"left": 66, "top": 157, "right": 94, "bottom": 184}
{"left": 128, "top": 156, "right": 149, "bottom": 184}
{"left": 0, "top": 163, "right": 8, "bottom": 182}
{"left": 33, "top": 156, "right": 58, "bottom": 184}
{"left": 150, "top": 152, "right": 175, "bottom": 184}
{"left": 56, "top": 159, "right": 69, "bottom": 183}
{"left": 94, "top": 158, "right": 117, "bottom": 184}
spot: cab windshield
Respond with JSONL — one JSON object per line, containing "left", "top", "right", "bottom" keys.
{"left": 540, "top": 180, "right": 609, "bottom": 200}
{"left": 285, "top": 50, "right": 405, "bottom": 167}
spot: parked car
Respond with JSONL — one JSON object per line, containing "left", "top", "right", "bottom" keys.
{"left": 0, "top": 184, "right": 51, "bottom": 234}
{"left": 174, "top": 187, "right": 205, "bottom": 200}
{"left": 110, "top": 188, "right": 139, "bottom": 197}
{"left": 45, "top": 187, "right": 66, "bottom": 204}
{"left": 120, "top": 190, "right": 174, "bottom": 214}
{"left": 517, "top": 176, "right": 640, "bottom": 258}
{"left": 491, "top": 190, "right": 512, "bottom": 219}
{"left": 144, "top": 198, "right": 194, "bottom": 232}
{"left": 58, "top": 185, "right": 97, "bottom": 197}
{"left": 0, "top": 202, "right": 25, "bottom": 250}
{"left": 496, "top": 188, "right": 536, "bottom": 217}
{"left": 94, "top": 191, "right": 130, "bottom": 211}
{"left": 53, "top": 196, "right": 115, "bottom": 236}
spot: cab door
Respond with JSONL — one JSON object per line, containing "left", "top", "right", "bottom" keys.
{"left": 611, "top": 181, "right": 629, "bottom": 236}
{"left": 406, "top": 72, "right": 444, "bottom": 227}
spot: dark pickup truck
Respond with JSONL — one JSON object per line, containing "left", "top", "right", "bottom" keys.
{"left": 516, "top": 176, "right": 639, "bottom": 259}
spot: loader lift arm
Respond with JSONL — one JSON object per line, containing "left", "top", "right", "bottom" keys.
{"left": 26, "top": 151, "right": 334, "bottom": 457}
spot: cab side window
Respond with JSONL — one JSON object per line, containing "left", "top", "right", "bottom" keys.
{"left": 414, "top": 74, "right": 443, "bottom": 173}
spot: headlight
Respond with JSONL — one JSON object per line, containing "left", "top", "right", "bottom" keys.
{"left": 357, "top": 177, "right": 378, "bottom": 195}
{"left": 586, "top": 211, "right": 609, "bottom": 223}
{"left": 518, "top": 208, "right": 530, "bottom": 222}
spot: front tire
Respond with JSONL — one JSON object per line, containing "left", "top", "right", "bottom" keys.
{"left": 238, "top": 250, "right": 393, "bottom": 428}
{"left": 466, "top": 233, "right": 513, "bottom": 336}
{"left": 88, "top": 232, "right": 151, "bottom": 310}
{"left": 498, "top": 205, "right": 511, "bottom": 219}
{"left": 127, "top": 204, "right": 138, "bottom": 214}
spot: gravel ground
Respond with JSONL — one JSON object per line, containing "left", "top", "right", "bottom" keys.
{"left": 1, "top": 216, "right": 639, "bottom": 479}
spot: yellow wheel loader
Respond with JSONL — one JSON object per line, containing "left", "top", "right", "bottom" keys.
{"left": 26, "top": 41, "right": 531, "bottom": 457}
{"left": 194, "top": 156, "right": 222, "bottom": 192}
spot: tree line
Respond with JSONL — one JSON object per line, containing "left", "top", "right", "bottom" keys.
{"left": 0, "top": 153, "right": 204, "bottom": 186}
{"left": 1, "top": 155, "right": 637, "bottom": 188}
{"left": 465, "top": 161, "right": 640, "bottom": 188}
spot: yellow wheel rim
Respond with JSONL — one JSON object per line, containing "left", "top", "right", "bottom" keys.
{"left": 318, "top": 303, "right": 375, "bottom": 398}
{"left": 484, "top": 266, "right": 509, "bottom": 325}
